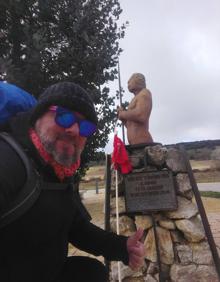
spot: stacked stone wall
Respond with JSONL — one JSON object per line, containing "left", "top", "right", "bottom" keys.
{"left": 109, "top": 145, "right": 219, "bottom": 282}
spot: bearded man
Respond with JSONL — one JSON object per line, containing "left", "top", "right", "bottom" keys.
{"left": 0, "top": 82, "right": 144, "bottom": 282}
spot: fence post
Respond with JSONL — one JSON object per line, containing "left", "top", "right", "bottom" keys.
{"left": 95, "top": 179, "right": 99, "bottom": 194}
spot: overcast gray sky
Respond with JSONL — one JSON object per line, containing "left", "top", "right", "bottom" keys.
{"left": 105, "top": 0, "right": 220, "bottom": 152}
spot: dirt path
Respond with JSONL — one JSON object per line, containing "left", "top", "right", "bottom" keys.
{"left": 201, "top": 197, "right": 220, "bottom": 248}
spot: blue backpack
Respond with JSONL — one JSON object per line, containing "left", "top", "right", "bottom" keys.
{"left": 0, "top": 82, "right": 37, "bottom": 124}
{"left": 0, "top": 82, "right": 40, "bottom": 228}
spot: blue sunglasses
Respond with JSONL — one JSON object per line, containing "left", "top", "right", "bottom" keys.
{"left": 49, "top": 106, "right": 97, "bottom": 137}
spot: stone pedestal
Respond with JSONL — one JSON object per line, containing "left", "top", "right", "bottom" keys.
{"left": 109, "top": 144, "right": 219, "bottom": 282}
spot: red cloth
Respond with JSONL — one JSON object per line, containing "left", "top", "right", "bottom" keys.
{"left": 112, "top": 134, "right": 132, "bottom": 174}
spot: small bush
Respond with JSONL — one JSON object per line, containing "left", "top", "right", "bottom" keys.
{"left": 200, "top": 191, "right": 220, "bottom": 198}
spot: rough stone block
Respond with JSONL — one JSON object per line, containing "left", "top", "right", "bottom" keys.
{"left": 128, "top": 149, "right": 145, "bottom": 168}
{"left": 111, "top": 262, "right": 143, "bottom": 281}
{"left": 165, "top": 196, "right": 198, "bottom": 219}
{"left": 145, "top": 145, "right": 167, "bottom": 166}
{"left": 110, "top": 196, "right": 126, "bottom": 215}
{"left": 191, "top": 242, "right": 213, "bottom": 265}
{"left": 123, "top": 277, "right": 145, "bottom": 282}
{"left": 175, "top": 173, "right": 192, "bottom": 197}
{"left": 170, "top": 230, "right": 186, "bottom": 243}
{"left": 135, "top": 215, "right": 153, "bottom": 230}
{"left": 176, "top": 244, "right": 193, "bottom": 264}
{"left": 166, "top": 148, "right": 187, "bottom": 172}
{"left": 143, "top": 274, "right": 157, "bottom": 282}
{"left": 144, "top": 226, "right": 174, "bottom": 265}
{"left": 175, "top": 216, "right": 205, "bottom": 242}
{"left": 146, "top": 262, "right": 158, "bottom": 275}
{"left": 170, "top": 264, "right": 219, "bottom": 282}
{"left": 110, "top": 215, "right": 136, "bottom": 236}
{"left": 159, "top": 218, "right": 176, "bottom": 230}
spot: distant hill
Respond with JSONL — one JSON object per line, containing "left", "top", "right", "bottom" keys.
{"left": 169, "top": 139, "right": 220, "bottom": 160}
{"left": 174, "top": 139, "right": 220, "bottom": 149}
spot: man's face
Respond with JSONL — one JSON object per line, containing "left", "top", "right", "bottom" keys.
{"left": 35, "top": 110, "right": 87, "bottom": 167}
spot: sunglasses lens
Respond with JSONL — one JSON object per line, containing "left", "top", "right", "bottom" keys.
{"left": 55, "top": 111, "right": 76, "bottom": 128}
{"left": 53, "top": 107, "right": 96, "bottom": 136}
{"left": 79, "top": 120, "right": 97, "bottom": 137}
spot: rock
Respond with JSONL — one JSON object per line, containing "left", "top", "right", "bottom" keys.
{"left": 170, "top": 264, "right": 194, "bottom": 282}
{"left": 110, "top": 196, "right": 126, "bottom": 214}
{"left": 165, "top": 196, "right": 198, "bottom": 219}
{"left": 147, "top": 263, "right": 170, "bottom": 281}
{"left": 135, "top": 215, "right": 153, "bottom": 230}
{"left": 129, "top": 149, "right": 145, "bottom": 168}
{"left": 184, "top": 190, "right": 194, "bottom": 200}
{"left": 161, "top": 263, "right": 171, "bottom": 281}
{"left": 191, "top": 242, "right": 213, "bottom": 265}
{"left": 170, "top": 264, "right": 219, "bottom": 282}
{"left": 146, "top": 262, "right": 158, "bottom": 275}
{"left": 132, "top": 166, "right": 157, "bottom": 173}
{"left": 176, "top": 244, "right": 193, "bottom": 264}
{"left": 196, "top": 265, "right": 219, "bottom": 282}
{"left": 159, "top": 218, "right": 176, "bottom": 230}
{"left": 111, "top": 171, "right": 125, "bottom": 195}
{"left": 175, "top": 217, "right": 205, "bottom": 242}
{"left": 175, "top": 174, "right": 192, "bottom": 196}
{"left": 170, "top": 264, "right": 196, "bottom": 282}
{"left": 123, "top": 277, "right": 145, "bottom": 282}
{"left": 166, "top": 148, "right": 187, "bottom": 172}
{"left": 144, "top": 228, "right": 157, "bottom": 263}
{"left": 144, "top": 274, "right": 157, "bottom": 282}
{"left": 110, "top": 215, "right": 136, "bottom": 236}
{"left": 170, "top": 230, "right": 186, "bottom": 243}
{"left": 111, "top": 262, "right": 143, "bottom": 281}
{"left": 144, "top": 226, "right": 174, "bottom": 265}
{"left": 154, "top": 274, "right": 159, "bottom": 281}
{"left": 153, "top": 213, "right": 163, "bottom": 222}
{"left": 145, "top": 145, "right": 167, "bottom": 166}
{"left": 111, "top": 169, "right": 124, "bottom": 186}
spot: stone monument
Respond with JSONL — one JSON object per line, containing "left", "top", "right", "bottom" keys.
{"left": 109, "top": 144, "right": 220, "bottom": 281}
{"left": 107, "top": 72, "right": 220, "bottom": 281}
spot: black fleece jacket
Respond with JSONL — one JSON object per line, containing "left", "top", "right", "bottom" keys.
{"left": 0, "top": 112, "right": 128, "bottom": 282}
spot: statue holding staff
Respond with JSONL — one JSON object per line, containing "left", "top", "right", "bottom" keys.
{"left": 117, "top": 73, "right": 153, "bottom": 145}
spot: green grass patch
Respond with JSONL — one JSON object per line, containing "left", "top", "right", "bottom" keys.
{"left": 200, "top": 191, "right": 220, "bottom": 198}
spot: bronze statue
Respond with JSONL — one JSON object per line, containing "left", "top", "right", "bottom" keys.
{"left": 117, "top": 73, "right": 153, "bottom": 145}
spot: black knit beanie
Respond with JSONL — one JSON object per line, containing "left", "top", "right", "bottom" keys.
{"left": 30, "top": 82, "right": 98, "bottom": 125}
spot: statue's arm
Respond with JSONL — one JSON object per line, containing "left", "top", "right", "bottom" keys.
{"left": 119, "top": 93, "right": 151, "bottom": 123}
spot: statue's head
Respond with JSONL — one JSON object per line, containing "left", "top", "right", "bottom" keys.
{"left": 128, "top": 73, "right": 146, "bottom": 93}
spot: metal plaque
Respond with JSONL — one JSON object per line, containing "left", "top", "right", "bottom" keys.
{"left": 124, "top": 170, "right": 177, "bottom": 213}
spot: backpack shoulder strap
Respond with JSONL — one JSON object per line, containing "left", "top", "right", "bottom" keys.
{"left": 0, "top": 132, "right": 41, "bottom": 228}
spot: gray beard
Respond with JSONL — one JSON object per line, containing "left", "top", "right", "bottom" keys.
{"left": 37, "top": 131, "right": 79, "bottom": 167}
{"left": 45, "top": 142, "right": 77, "bottom": 167}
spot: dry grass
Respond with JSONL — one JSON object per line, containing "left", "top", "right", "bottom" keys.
{"left": 79, "top": 161, "right": 220, "bottom": 191}
{"left": 80, "top": 166, "right": 105, "bottom": 190}
{"left": 201, "top": 197, "right": 220, "bottom": 213}
{"left": 83, "top": 165, "right": 105, "bottom": 180}
{"left": 190, "top": 160, "right": 217, "bottom": 171}
{"left": 190, "top": 160, "right": 220, "bottom": 182}
{"left": 194, "top": 170, "right": 220, "bottom": 183}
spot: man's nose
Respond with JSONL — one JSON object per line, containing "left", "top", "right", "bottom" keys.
{"left": 65, "top": 122, "right": 80, "bottom": 136}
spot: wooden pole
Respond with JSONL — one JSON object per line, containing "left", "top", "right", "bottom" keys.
{"left": 118, "top": 60, "right": 125, "bottom": 143}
